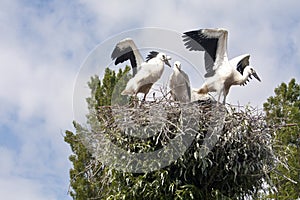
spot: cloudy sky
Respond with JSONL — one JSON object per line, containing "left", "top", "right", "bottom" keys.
{"left": 1, "top": 0, "right": 300, "bottom": 199}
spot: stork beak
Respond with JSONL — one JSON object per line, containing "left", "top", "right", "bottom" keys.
{"left": 164, "top": 56, "right": 172, "bottom": 67}
{"left": 165, "top": 60, "right": 171, "bottom": 67}
{"left": 252, "top": 72, "right": 261, "bottom": 82}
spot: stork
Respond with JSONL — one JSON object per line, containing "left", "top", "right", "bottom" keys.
{"left": 169, "top": 61, "right": 191, "bottom": 103}
{"left": 182, "top": 28, "right": 261, "bottom": 104}
{"left": 111, "top": 38, "right": 143, "bottom": 77}
{"left": 121, "top": 51, "right": 172, "bottom": 101}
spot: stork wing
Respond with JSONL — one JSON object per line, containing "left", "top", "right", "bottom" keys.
{"left": 169, "top": 72, "right": 176, "bottom": 90}
{"left": 111, "top": 38, "right": 144, "bottom": 76}
{"left": 182, "top": 29, "right": 228, "bottom": 77}
{"left": 229, "top": 54, "right": 250, "bottom": 75}
{"left": 145, "top": 51, "right": 159, "bottom": 62}
{"left": 181, "top": 70, "right": 191, "bottom": 101}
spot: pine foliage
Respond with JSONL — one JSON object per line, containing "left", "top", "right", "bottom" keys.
{"left": 263, "top": 78, "right": 300, "bottom": 199}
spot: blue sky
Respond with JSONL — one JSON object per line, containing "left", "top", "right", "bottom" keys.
{"left": 1, "top": 0, "right": 300, "bottom": 199}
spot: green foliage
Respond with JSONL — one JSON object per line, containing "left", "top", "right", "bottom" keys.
{"left": 64, "top": 123, "right": 104, "bottom": 199}
{"left": 65, "top": 67, "right": 275, "bottom": 200}
{"left": 263, "top": 78, "right": 300, "bottom": 199}
{"left": 87, "top": 66, "right": 131, "bottom": 109}
{"left": 65, "top": 66, "right": 131, "bottom": 199}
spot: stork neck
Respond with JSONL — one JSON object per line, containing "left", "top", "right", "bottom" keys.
{"left": 173, "top": 67, "right": 181, "bottom": 74}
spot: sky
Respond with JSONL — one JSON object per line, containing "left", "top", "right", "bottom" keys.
{"left": 0, "top": 0, "right": 300, "bottom": 199}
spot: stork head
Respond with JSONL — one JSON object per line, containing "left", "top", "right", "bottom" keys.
{"left": 174, "top": 61, "right": 181, "bottom": 70}
{"left": 247, "top": 66, "right": 261, "bottom": 82}
{"left": 158, "top": 53, "right": 172, "bottom": 67}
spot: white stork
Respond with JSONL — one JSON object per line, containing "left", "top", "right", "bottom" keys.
{"left": 121, "top": 51, "right": 172, "bottom": 101}
{"left": 169, "top": 61, "right": 191, "bottom": 103}
{"left": 111, "top": 38, "right": 143, "bottom": 76}
{"left": 182, "top": 28, "right": 261, "bottom": 104}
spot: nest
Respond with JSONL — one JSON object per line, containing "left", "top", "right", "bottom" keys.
{"left": 76, "top": 98, "right": 274, "bottom": 198}
{"left": 81, "top": 99, "right": 235, "bottom": 173}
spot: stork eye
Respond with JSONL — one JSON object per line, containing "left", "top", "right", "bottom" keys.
{"left": 162, "top": 55, "right": 165, "bottom": 59}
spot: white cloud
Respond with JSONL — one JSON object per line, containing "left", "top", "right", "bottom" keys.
{"left": 0, "top": 146, "right": 62, "bottom": 200}
{"left": 0, "top": 1, "right": 79, "bottom": 199}
{"left": 0, "top": 177, "right": 57, "bottom": 200}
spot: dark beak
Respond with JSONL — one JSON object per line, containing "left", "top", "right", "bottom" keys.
{"left": 164, "top": 58, "right": 171, "bottom": 67}
{"left": 253, "top": 72, "right": 261, "bottom": 82}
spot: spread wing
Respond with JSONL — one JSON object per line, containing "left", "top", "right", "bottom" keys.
{"left": 234, "top": 54, "right": 250, "bottom": 75}
{"left": 111, "top": 38, "right": 144, "bottom": 76}
{"left": 229, "top": 54, "right": 251, "bottom": 86}
{"left": 183, "top": 28, "right": 228, "bottom": 78}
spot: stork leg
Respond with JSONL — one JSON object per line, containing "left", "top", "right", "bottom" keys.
{"left": 153, "top": 92, "right": 156, "bottom": 101}
{"left": 217, "top": 89, "right": 223, "bottom": 105}
{"left": 133, "top": 95, "right": 139, "bottom": 108}
{"left": 142, "top": 93, "right": 147, "bottom": 102}
{"left": 222, "top": 96, "right": 226, "bottom": 105}
{"left": 223, "top": 88, "right": 229, "bottom": 105}
{"left": 138, "top": 93, "right": 147, "bottom": 108}
{"left": 139, "top": 84, "right": 152, "bottom": 102}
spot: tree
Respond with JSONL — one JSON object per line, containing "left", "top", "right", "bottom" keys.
{"left": 263, "top": 78, "right": 300, "bottom": 199}
{"left": 64, "top": 66, "right": 131, "bottom": 199}
{"left": 65, "top": 67, "right": 275, "bottom": 199}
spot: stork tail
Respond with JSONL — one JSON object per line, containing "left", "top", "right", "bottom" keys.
{"left": 197, "top": 85, "right": 209, "bottom": 94}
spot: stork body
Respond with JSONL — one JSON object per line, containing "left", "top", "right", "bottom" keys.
{"left": 183, "top": 28, "right": 261, "bottom": 104}
{"left": 169, "top": 61, "right": 191, "bottom": 103}
{"left": 121, "top": 51, "right": 171, "bottom": 101}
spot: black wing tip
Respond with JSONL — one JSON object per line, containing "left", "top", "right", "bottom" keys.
{"left": 149, "top": 50, "right": 159, "bottom": 54}
{"left": 182, "top": 33, "right": 197, "bottom": 50}
{"left": 111, "top": 45, "right": 135, "bottom": 66}
{"left": 111, "top": 47, "right": 125, "bottom": 65}
{"left": 114, "top": 57, "right": 123, "bottom": 65}
{"left": 183, "top": 29, "right": 205, "bottom": 37}
{"left": 145, "top": 51, "right": 159, "bottom": 62}
{"left": 183, "top": 29, "right": 201, "bottom": 34}
{"left": 236, "top": 55, "right": 251, "bottom": 75}
{"left": 182, "top": 29, "right": 209, "bottom": 51}
{"left": 182, "top": 31, "right": 196, "bottom": 41}
{"left": 204, "top": 70, "right": 216, "bottom": 78}
{"left": 111, "top": 46, "right": 120, "bottom": 60}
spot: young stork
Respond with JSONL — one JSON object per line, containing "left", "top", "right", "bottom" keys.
{"left": 121, "top": 51, "right": 172, "bottom": 101}
{"left": 169, "top": 61, "right": 191, "bottom": 103}
{"left": 182, "top": 28, "right": 261, "bottom": 104}
{"left": 111, "top": 38, "right": 172, "bottom": 101}
{"left": 111, "top": 38, "right": 143, "bottom": 77}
